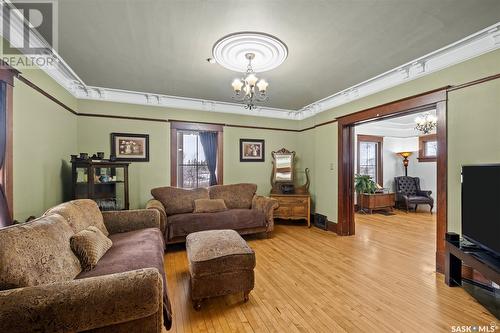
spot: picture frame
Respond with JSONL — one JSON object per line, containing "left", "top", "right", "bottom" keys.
{"left": 110, "top": 133, "right": 149, "bottom": 162}
{"left": 240, "top": 139, "right": 265, "bottom": 162}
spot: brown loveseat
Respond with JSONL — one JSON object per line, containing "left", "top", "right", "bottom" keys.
{"left": 0, "top": 199, "right": 172, "bottom": 333}
{"left": 146, "top": 183, "right": 278, "bottom": 244}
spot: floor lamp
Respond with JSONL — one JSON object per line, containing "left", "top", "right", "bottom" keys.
{"left": 397, "top": 152, "right": 413, "bottom": 176}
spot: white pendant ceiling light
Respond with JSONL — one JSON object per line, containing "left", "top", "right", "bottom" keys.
{"left": 212, "top": 32, "right": 288, "bottom": 110}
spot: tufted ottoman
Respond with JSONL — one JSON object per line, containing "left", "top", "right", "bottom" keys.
{"left": 186, "top": 229, "right": 256, "bottom": 310}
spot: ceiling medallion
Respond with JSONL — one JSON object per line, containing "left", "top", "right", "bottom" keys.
{"left": 415, "top": 112, "right": 437, "bottom": 134}
{"left": 212, "top": 32, "right": 288, "bottom": 110}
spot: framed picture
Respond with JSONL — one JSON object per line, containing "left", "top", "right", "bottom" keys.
{"left": 240, "top": 139, "right": 265, "bottom": 162}
{"left": 110, "top": 133, "right": 149, "bottom": 162}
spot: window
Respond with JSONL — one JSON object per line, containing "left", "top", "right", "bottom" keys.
{"left": 170, "top": 122, "right": 223, "bottom": 188}
{"left": 176, "top": 131, "right": 210, "bottom": 188}
{"left": 357, "top": 135, "right": 383, "bottom": 185}
{"left": 418, "top": 134, "right": 437, "bottom": 162}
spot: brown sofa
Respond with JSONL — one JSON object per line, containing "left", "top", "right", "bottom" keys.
{"left": 0, "top": 199, "right": 172, "bottom": 333}
{"left": 146, "top": 183, "right": 279, "bottom": 244}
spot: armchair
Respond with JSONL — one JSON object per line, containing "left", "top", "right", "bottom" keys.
{"left": 394, "top": 176, "right": 434, "bottom": 213}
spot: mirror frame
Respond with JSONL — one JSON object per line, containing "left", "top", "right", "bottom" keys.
{"left": 271, "top": 148, "right": 296, "bottom": 184}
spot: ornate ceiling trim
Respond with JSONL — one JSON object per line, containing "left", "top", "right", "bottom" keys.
{"left": 1, "top": 0, "right": 498, "bottom": 121}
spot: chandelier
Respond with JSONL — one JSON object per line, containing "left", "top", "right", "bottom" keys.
{"left": 415, "top": 112, "right": 437, "bottom": 134}
{"left": 230, "top": 53, "right": 268, "bottom": 110}
{"left": 211, "top": 32, "right": 288, "bottom": 110}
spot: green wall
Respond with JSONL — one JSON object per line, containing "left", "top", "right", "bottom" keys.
{"left": 76, "top": 106, "right": 301, "bottom": 209}
{"left": 447, "top": 79, "right": 500, "bottom": 233}
{"left": 10, "top": 48, "right": 500, "bottom": 230}
{"left": 13, "top": 69, "right": 78, "bottom": 221}
{"left": 304, "top": 49, "right": 500, "bottom": 228}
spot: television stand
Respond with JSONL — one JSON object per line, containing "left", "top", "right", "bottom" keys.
{"left": 445, "top": 232, "right": 500, "bottom": 287}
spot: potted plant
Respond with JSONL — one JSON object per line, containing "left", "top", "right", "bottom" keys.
{"left": 355, "top": 174, "right": 377, "bottom": 213}
{"left": 355, "top": 174, "right": 376, "bottom": 195}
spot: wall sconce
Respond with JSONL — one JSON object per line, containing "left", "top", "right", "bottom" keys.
{"left": 397, "top": 152, "right": 413, "bottom": 176}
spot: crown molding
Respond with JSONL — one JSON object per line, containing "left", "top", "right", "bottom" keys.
{"left": 295, "top": 22, "right": 500, "bottom": 119}
{"left": 1, "top": 1, "right": 498, "bottom": 121}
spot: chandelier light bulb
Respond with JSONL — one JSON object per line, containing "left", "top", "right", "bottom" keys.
{"left": 231, "top": 79, "right": 243, "bottom": 92}
{"left": 245, "top": 73, "right": 258, "bottom": 87}
{"left": 257, "top": 79, "right": 268, "bottom": 93}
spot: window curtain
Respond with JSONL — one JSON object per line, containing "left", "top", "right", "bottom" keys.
{"left": 0, "top": 81, "right": 11, "bottom": 227}
{"left": 199, "top": 132, "right": 218, "bottom": 186}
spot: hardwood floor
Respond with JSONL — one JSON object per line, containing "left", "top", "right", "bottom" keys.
{"left": 163, "top": 211, "right": 496, "bottom": 332}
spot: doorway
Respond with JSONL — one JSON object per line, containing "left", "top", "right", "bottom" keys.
{"left": 337, "top": 89, "right": 448, "bottom": 272}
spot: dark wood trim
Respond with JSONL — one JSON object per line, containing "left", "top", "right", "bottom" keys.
{"left": 435, "top": 100, "right": 447, "bottom": 273}
{"left": 338, "top": 88, "right": 448, "bottom": 272}
{"left": 170, "top": 127, "right": 178, "bottom": 187}
{"left": 0, "top": 63, "right": 18, "bottom": 221}
{"left": 170, "top": 122, "right": 224, "bottom": 187}
{"left": 17, "top": 75, "right": 78, "bottom": 115}
{"left": 337, "top": 124, "right": 355, "bottom": 236}
{"left": 327, "top": 220, "right": 337, "bottom": 234}
{"left": 80, "top": 112, "right": 168, "bottom": 123}
{"left": 14, "top": 72, "right": 500, "bottom": 136}
{"left": 170, "top": 121, "right": 223, "bottom": 132}
{"left": 298, "top": 119, "right": 338, "bottom": 132}
{"left": 447, "top": 72, "right": 500, "bottom": 92}
{"left": 4, "top": 82, "right": 13, "bottom": 219}
{"left": 418, "top": 134, "right": 437, "bottom": 162}
{"left": 356, "top": 134, "right": 384, "bottom": 185}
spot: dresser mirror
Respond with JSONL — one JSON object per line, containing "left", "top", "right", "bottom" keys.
{"left": 270, "top": 148, "right": 310, "bottom": 195}
{"left": 273, "top": 150, "right": 295, "bottom": 183}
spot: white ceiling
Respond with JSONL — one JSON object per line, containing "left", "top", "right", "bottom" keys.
{"left": 356, "top": 110, "right": 437, "bottom": 137}
{"left": 56, "top": 0, "right": 500, "bottom": 111}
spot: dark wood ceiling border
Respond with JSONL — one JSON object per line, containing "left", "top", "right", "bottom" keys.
{"left": 15, "top": 72, "right": 500, "bottom": 134}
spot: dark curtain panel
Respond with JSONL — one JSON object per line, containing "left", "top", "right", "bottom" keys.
{"left": 199, "top": 132, "right": 218, "bottom": 186}
{"left": 0, "top": 81, "right": 11, "bottom": 227}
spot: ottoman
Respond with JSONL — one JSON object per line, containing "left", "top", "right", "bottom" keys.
{"left": 186, "top": 229, "right": 256, "bottom": 310}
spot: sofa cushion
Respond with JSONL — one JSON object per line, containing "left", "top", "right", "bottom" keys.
{"left": 193, "top": 198, "right": 227, "bottom": 213}
{"left": 44, "top": 199, "right": 109, "bottom": 236}
{"left": 76, "top": 227, "right": 172, "bottom": 328}
{"left": 151, "top": 186, "right": 209, "bottom": 215}
{"left": 0, "top": 214, "right": 82, "bottom": 290}
{"left": 209, "top": 183, "right": 257, "bottom": 209}
{"left": 70, "top": 226, "right": 113, "bottom": 271}
{"left": 186, "top": 229, "right": 256, "bottom": 276}
{"left": 167, "top": 209, "right": 266, "bottom": 240}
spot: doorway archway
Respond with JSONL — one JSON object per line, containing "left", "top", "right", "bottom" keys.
{"left": 337, "top": 88, "right": 448, "bottom": 272}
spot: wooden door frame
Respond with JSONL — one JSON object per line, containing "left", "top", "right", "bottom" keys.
{"left": 337, "top": 88, "right": 448, "bottom": 272}
{"left": 0, "top": 62, "right": 19, "bottom": 222}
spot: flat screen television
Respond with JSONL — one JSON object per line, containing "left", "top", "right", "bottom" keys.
{"left": 461, "top": 164, "right": 500, "bottom": 257}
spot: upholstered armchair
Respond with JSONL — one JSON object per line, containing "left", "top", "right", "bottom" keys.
{"left": 394, "top": 176, "right": 434, "bottom": 213}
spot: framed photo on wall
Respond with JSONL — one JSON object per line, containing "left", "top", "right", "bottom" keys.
{"left": 111, "top": 133, "right": 149, "bottom": 162}
{"left": 240, "top": 139, "right": 265, "bottom": 162}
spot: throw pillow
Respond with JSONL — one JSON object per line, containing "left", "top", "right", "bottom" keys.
{"left": 70, "top": 226, "right": 112, "bottom": 271}
{"left": 193, "top": 199, "right": 228, "bottom": 213}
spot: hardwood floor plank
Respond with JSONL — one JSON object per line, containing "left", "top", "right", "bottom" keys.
{"left": 164, "top": 211, "right": 496, "bottom": 332}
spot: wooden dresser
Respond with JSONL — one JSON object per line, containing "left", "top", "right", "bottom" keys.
{"left": 270, "top": 194, "right": 311, "bottom": 227}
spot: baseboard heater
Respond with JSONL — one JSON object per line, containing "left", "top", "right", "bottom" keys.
{"left": 313, "top": 213, "right": 327, "bottom": 230}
